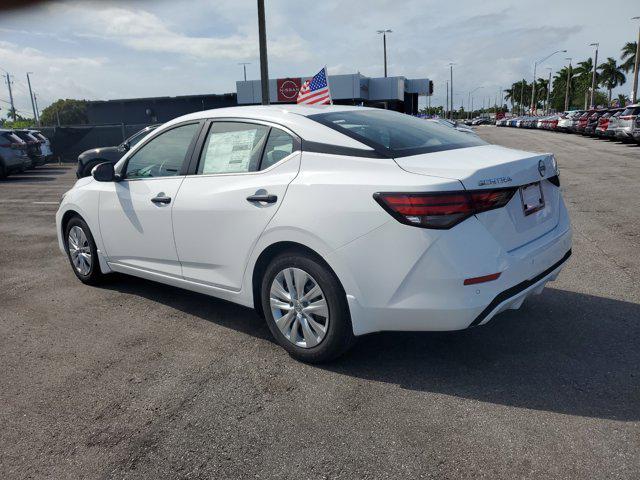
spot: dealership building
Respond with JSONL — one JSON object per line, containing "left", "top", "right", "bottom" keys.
{"left": 85, "top": 72, "right": 432, "bottom": 125}
{"left": 237, "top": 73, "right": 432, "bottom": 114}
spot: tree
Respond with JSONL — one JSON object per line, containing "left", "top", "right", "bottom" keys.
{"left": 1, "top": 113, "right": 35, "bottom": 129}
{"left": 505, "top": 80, "right": 531, "bottom": 114}
{"left": 535, "top": 78, "right": 549, "bottom": 111}
{"left": 40, "top": 99, "right": 89, "bottom": 126}
{"left": 598, "top": 57, "right": 626, "bottom": 104}
{"left": 617, "top": 93, "right": 630, "bottom": 107}
{"left": 620, "top": 41, "right": 637, "bottom": 73}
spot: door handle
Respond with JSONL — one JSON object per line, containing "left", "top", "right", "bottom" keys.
{"left": 246, "top": 194, "right": 277, "bottom": 204}
{"left": 151, "top": 195, "right": 171, "bottom": 204}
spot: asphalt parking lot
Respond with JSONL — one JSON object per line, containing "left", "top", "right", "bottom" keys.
{"left": 1, "top": 129, "right": 639, "bottom": 479}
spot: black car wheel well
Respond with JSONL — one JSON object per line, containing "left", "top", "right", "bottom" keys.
{"left": 251, "top": 241, "right": 346, "bottom": 319}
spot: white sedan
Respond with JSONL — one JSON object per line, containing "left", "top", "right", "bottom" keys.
{"left": 56, "top": 105, "right": 572, "bottom": 362}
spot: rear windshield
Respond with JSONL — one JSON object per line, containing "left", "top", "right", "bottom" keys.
{"left": 308, "top": 109, "right": 486, "bottom": 157}
{"left": 2, "top": 132, "right": 22, "bottom": 143}
{"left": 622, "top": 106, "right": 640, "bottom": 116}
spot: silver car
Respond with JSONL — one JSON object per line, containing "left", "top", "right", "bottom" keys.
{"left": 616, "top": 104, "right": 640, "bottom": 141}
{"left": 0, "top": 129, "right": 30, "bottom": 178}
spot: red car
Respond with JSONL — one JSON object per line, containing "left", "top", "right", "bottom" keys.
{"left": 576, "top": 109, "right": 597, "bottom": 134}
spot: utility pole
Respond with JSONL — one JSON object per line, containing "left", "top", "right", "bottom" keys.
{"left": 26, "top": 72, "right": 37, "bottom": 122}
{"left": 564, "top": 58, "right": 572, "bottom": 111}
{"left": 33, "top": 93, "right": 40, "bottom": 125}
{"left": 5, "top": 73, "right": 16, "bottom": 121}
{"left": 238, "top": 62, "right": 250, "bottom": 81}
{"left": 631, "top": 17, "right": 640, "bottom": 103}
{"left": 256, "top": 0, "right": 270, "bottom": 105}
{"left": 589, "top": 42, "right": 599, "bottom": 108}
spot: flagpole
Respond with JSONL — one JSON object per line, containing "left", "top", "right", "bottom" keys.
{"left": 325, "top": 66, "right": 333, "bottom": 105}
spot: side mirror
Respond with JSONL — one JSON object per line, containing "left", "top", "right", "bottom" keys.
{"left": 92, "top": 162, "right": 115, "bottom": 182}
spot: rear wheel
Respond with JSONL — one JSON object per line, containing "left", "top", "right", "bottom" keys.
{"left": 261, "top": 251, "right": 354, "bottom": 363}
{"left": 0, "top": 162, "right": 6, "bottom": 179}
{"left": 64, "top": 217, "right": 104, "bottom": 285}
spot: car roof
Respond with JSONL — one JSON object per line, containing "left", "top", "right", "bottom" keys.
{"left": 161, "top": 105, "right": 383, "bottom": 151}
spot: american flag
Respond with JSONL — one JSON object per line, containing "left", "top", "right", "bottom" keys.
{"left": 297, "top": 67, "right": 332, "bottom": 105}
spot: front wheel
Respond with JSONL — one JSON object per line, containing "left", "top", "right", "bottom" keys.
{"left": 64, "top": 217, "right": 104, "bottom": 285}
{"left": 261, "top": 251, "right": 354, "bottom": 363}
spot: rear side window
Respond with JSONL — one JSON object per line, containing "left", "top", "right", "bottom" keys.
{"left": 260, "top": 128, "right": 295, "bottom": 170}
{"left": 309, "top": 109, "right": 486, "bottom": 157}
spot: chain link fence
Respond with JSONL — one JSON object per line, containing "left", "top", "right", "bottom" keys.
{"left": 39, "top": 123, "right": 153, "bottom": 163}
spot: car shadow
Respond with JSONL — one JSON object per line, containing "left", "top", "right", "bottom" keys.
{"left": 1, "top": 175, "right": 59, "bottom": 183}
{"left": 100, "top": 275, "right": 639, "bottom": 421}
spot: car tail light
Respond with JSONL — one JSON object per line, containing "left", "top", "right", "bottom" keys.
{"left": 374, "top": 188, "right": 516, "bottom": 229}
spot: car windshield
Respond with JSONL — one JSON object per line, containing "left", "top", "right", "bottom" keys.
{"left": 621, "top": 106, "right": 640, "bottom": 116}
{"left": 125, "top": 126, "right": 158, "bottom": 147}
{"left": 308, "top": 109, "right": 486, "bottom": 157}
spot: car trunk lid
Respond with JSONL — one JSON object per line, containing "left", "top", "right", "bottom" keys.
{"left": 394, "top": 144, "right": 561, "bottom": 252}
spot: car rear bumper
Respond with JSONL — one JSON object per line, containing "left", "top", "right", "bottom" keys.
{"left": 331, "top": 194, "right": 573, "bottom": 336}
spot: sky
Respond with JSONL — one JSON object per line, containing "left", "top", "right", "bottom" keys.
{"left": 0, "top": 0, "right": 638, "bottom": 118}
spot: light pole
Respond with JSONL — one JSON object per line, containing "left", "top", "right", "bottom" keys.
{"left": 448, "top": 62, "right": 456, "bottom": 119}
{"left": 257, "top": 0, "right": 270, "bottom": 105}
{"left": 238, "top": 62, "right": 250, "bottom": 81}
{"left": 531, "top": 49, "right": 566, "bottom": 113}
{"left": 445, "top": 80, "right": 449, "bottom": 118}
{"left": 468, "top": 86, "right": 483, "bottom": 119}
{"left": 589, "top": 42, "right": 599, "bottom": 108}
{"left": 564, "top": 57, "right": 572, "bottom": 111}
{"left": 545, "top": 67, "right": 552, "bottom": 114}
{"left": 376, "top": 29, "right": 392, "bottom": 77}
{"left": 631, "top": 17, "right": 640, "bottom": 103}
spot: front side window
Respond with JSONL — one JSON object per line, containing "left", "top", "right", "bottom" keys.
{"left": 309, "top": 109, "right": 486, "bottom": 157}
{"left": 199, "top": 122, "right": 269, "bottom": 174}
{"left": 125, "top": 123, "right": 199, "bottom": 179}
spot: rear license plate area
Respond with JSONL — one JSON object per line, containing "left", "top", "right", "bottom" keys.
{"left": 520, "top": 182, "right": 545, "bottom": 216}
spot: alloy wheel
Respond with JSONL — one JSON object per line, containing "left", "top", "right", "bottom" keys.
{"left": 269, "top": 267, "right": 329, "bottom": 348}
{"left": 68, "top": 226, "right": 92, "bottom": 276}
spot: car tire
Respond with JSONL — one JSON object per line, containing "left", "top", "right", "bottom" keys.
{"left": 260, "top": 251, "right": 355, "bottom": 363}
{"left": 0, "top": 161, "right": 6, "bottom": 179}
{"left": 82, "top": 160, "right": 103, "bottom": 178}
{"left": 64, "top": 216, "right": 104, "bottom": 285}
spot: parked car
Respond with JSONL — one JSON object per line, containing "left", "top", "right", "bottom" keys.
{"left": 557, "top": 111, "right": 584, "bottom": 133}
{"left": 575, "top": 109, "right": 596, "bottom": 135}
{"left": 595, "top": 109, "right": 623, "bottom": 137}
{"left": 28, "top": 130, "right": 53, "bottom": 162}
{"left": 0, "top": 129, "right": 30, "bottom": 178}
{"left": 632, "top": 116, "right": 640, "bottom": 143}
{"left": 427, "top": 118, "right": 479, "bottom": 136}
{"left": 616, "top": 104, "right": 640, "bottom": 142}
{"left": 584, "top": 110, "right": 607, "bottom": 136}
{"left": 76, "top": 124, "right": 159, "bottom": 178}
{"left": 13, "top": 130, "right": 45, "bottom": 167}
{"left": 57, "top": 105, "right": 572, "bottom": 362}
{"left": 604, "top": 109, "right": 624, "bottom": 139}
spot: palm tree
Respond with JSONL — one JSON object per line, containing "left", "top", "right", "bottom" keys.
{"left": 536, "top": 78, "right": 549, "bottom": 111}
{"left": 598, "top": 57, "right": 626, "bottom": 104}
{"left": 617, "top": 93, "right": 630, "bottom": 107}
{"left": 575, "top": 58, "right": 596, "bottom": 82}
{"left": 620, "top": 41, "right": 637, "bottom": 73}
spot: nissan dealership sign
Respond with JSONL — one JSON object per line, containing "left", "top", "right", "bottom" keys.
{"left": 277, "top": 78, "right": 302, "bottom": 102}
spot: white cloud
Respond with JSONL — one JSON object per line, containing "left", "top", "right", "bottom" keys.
{"left": 56, "top": 3, "right": 310, "bottom": 62}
